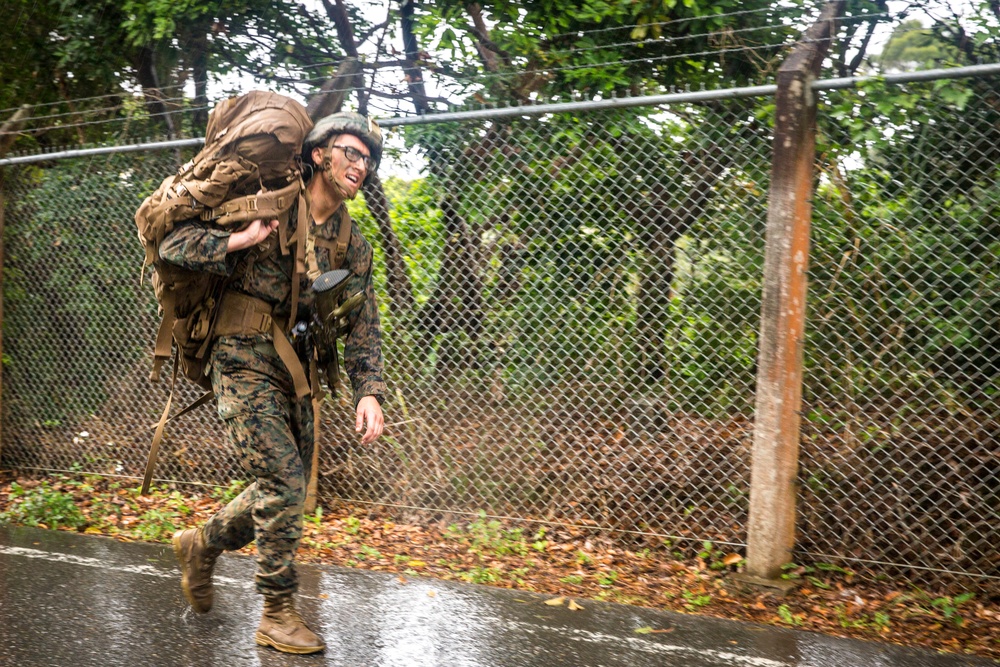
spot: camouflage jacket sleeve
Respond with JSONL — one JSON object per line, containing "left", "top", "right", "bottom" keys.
{"left": 158, "top": 221, "right": 237, "bottom": 276}
{"left": 313, "top": 208, "right": 386, "bottom": 406}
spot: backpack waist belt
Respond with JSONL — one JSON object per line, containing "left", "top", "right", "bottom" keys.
{"left": 214, "top": 290, "right": 311, "bottom": 399}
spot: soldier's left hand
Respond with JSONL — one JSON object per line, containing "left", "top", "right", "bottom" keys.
{"left": 356, "top": 396, "right": 384, "bottom": 444}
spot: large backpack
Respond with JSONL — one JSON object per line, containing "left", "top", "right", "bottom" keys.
{"left": 135, "top": 91, "right": 313, "bottom": 495}
{"left": 135, "top": 91, "right": 313, "bottom": 389}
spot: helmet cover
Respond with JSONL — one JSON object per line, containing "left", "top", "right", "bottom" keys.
{"left": 303, "top": 111, "right": 383, "bottom": 182}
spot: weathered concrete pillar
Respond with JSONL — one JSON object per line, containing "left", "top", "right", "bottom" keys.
{"left": 744, "top": 2, "right": 843, "bottom": 583}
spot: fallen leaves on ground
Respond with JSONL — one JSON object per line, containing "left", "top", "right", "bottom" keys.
{"left": 0, "top": 471, "right": 997, "bottom": 662}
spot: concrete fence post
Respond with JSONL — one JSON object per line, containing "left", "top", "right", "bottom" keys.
{"left": 744, "top": 1, "right": 843, "bottom": 583}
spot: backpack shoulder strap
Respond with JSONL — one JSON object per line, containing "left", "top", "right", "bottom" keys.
{"left": 313, "top": 206, "right": 352, "bottom": 270}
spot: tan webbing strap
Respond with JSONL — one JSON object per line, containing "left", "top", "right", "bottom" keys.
{"left": 148, "top": 193, "right": 197, "bottom": 224}
{"left": 312, "top": 207, "right": 352, "bottom": 270}
{"left": 142, "top": 354, "right": 179, "bottom": 495}
{"left": 214, "top": 291, "right": 274, "bottom": 336}
{"left": 334, "top": 207, "right": 351, "bottom": 268}
{"left": 271, "top": 318, "right": 311, "bottom": 399}
{"left": 147, "top": 388, "right": 215, "bottom": 431}
{"left": 213, "top": 291, "right": 311, "bottom": 399}
{"left": 278, "top": 213, "right": 290, "bottom": 256}
{"left": 151, "top": 293, "right": 177, "bottom": 381}
{"left": 202, "top": 180, "right": 301, "bottom": 227}
{"left": 287, "top": 190, "right": 309, "bottom": 328}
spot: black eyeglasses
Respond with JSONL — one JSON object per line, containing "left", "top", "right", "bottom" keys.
{"left": 329, "top": 144, "right": 375, "bottom": 170}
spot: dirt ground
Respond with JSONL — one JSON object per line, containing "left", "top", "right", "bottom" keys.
{"left": 0, "top": 470, "right": 997, "bottom": 663}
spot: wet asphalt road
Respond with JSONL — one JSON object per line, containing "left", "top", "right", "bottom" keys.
{"left": 0, "top": 525, "right": 992, "bottom": 667}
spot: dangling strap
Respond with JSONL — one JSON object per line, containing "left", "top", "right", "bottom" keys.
{"left": 147, "top": 389, "right": 215, "bottom": 432}
{"left": 309, "top": 349, "right": 324, "bottom": 403}
{"left": 142, "top": 354, "right": 179, "bottom": 495}
{"left": 142, "top": 363, "right": 217, "bottom": 495}
{"left": 271, "top": 317, "right": 311, "bottom": 399}
{"left": 150, "top": 292, "right": 177, "bottom": 382}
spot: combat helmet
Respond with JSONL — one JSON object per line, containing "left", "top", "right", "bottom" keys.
{"left": 303, "top": 111, "right": 383, "bottom": 184}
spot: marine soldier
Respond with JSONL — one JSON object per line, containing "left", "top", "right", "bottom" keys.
{"left": 166, "top": 111, "right": 386, "bottom": 655}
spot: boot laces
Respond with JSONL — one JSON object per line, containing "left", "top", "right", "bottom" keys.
{"left": 282, "top": 599, "right": 306, "bottom": 624}
{"left": 270, "top": 597, "right": 306, "bottom": 625}
{"left": 200, "top": 549, "right": 219, "bottom": 572}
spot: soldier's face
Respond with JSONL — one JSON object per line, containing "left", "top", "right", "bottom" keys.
{"left": 316, "top": 133, "right": 369, "bottom": 200}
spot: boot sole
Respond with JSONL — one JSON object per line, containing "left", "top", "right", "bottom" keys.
{"left": 255, "top": 631, "right": 325, "bottom": 654}
{"left": 172, "top": 531, "right": 211, "bottom": 614}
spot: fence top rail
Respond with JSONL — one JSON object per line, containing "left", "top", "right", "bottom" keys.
{"left": 1, "top": 62, "right": 997, "bottom": 168}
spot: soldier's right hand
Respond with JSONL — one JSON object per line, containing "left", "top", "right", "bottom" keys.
{"left": 227, "top": 218, "right": 279, "bottom": 252}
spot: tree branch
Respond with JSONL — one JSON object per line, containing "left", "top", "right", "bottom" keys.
{"left": 0, "top": 106, "right": 31, "bottom": 157}
{"left": 355, "top": 18, "right": 391, "bottom": 45}
{"left": 847, "top": 13, "right": 883, "bottom": 75}
{"left": 321, "top": 0, "right": 360, "bottom": 57}
{"left": 400, "top": 0, "right": 431, "bottom": 114}
{"left": 466, "top": 2, "right": 505, "bottom": 71}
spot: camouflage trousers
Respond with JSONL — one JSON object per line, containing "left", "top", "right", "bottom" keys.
{"left": 201, "top": 334, "right": 314, "bottom": 597}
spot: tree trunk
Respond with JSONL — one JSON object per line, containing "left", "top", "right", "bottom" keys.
{"left": 306, "top": 59, "right": 362, "bottom": 120}
{"left": 0, "top": 106, "right": 31, "bottom": 157}
{"left": 318, "top": 1, "right": 416, "bottom": 313}
{"left": 134, "top": 47, "right": 177, "bottom": 137}
{"left": 418, "top": 196, "right": 484, "bottom": 380}
{"left": 189, "top": 32, "right": 210, "bottom": 133}
{"left": 399, "top": 0, "right": 431, "bottom": 114}
{"left": 631, "top": 151, "right": 723, "bottom": 387}
{"left": 362, "top": 172, "right": 416, "bottom": 313}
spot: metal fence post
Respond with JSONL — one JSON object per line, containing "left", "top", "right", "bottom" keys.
{"left": 744, "top": 1, "right": 843, "bottom": 583}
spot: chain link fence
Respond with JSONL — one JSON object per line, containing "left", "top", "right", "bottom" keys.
{"left": 1, "top": 72, "right": 996, "bottom": 591}
{"left": 797, "top": 78, "right": 1000, "bottom": 585}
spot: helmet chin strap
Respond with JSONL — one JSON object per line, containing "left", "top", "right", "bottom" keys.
{"left": 321, "top": 155, "right": 358, "bottom": 201}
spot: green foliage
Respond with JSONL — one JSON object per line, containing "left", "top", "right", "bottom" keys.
{"left": 383, "top": 105, "right": 769, "bottom": 415}
{"left": 902, "top": 589, "right": 977, "bottom": 628}
{"left": 415, "top": 0, "right": 796, "bottom": 104}
{"left": 304, "top": 506, "right": 323, "bottom": 525}
{"left": 0, "top": 482, "right": 87, "bottom": 530}
{"left": 811, "top": 80, "right": 1000, "bottom": 410}
{"left": 134, "top": 507, "right": 181, "bottom": 541}
{"left": 3, "top": 155, "right": 167, "bottom": 424}
{"left": 930, "top": 592, "right": 975, "bottom": 627}
{"left": 446, "top": 510, "right": 529, "bottom": 558}
{"left": 682, "top": 589, "right": 713, "bottom": 611}
{"left": 874, "top": 20, "right": 960, "bottom": 71}
{"left": 777, "top": 604, "right": 804, "bottom": 626}
{"left": 595, "top": 570, "right": 618, "bottom": 587}
{"left": 343, "top": 516, "right": 362, "bottom": 535}
{"left": 356, "top": 544, "right": 382, "bottom": 561}
{"left": 0, "top": 0, "right": 133, "bottom": 146}
{"left": 461, "top": 565, "right": 502, "bottom": 584}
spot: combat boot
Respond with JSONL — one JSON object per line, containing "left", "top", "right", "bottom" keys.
{"left": 172, "top": 527, "right": 222, "bottom": 613}
{"left": 255, "top": 595, "right": 326, "bottom": 654}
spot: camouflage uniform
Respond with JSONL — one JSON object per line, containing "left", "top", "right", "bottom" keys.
{"left": 159, "top": 201, "right": 385, "bottom": 597}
